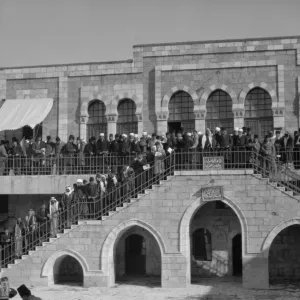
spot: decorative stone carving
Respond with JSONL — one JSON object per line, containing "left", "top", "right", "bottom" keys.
{"left": 136, "top": 114, "right": 143, "bottom": 121}
{"left": 233, "top": 110, "right": 245, "bottom": 117}
{"left": 156, "top": 113, "right": 168, "bottom": 121}
{"left": 201, "top": 186, "right": 223, "bottom": 201}
{"left": 194, "top": 110, "right": 206, "bottom": 120}
{"left": 203, "top": 156, "right": 224, "bottom": 170}
{"left": 272, "top": 109, "right": 285, "bottom": 116}
{"left": 80, "top": 116, "right": 88, "bottom": 124}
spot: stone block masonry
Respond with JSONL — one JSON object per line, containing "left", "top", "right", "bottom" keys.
{"left": 2, "top": 170, "right": 300, "bottom": 290}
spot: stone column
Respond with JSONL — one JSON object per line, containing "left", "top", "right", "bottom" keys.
{"left": 107, "top": 115, "right": 117, "bottom": 136}
{"left": 79, "top": 116, "right": 88, "bottom": 141}
{"left": 272, "top": 102, "right": 285, "bottom": 129}
{"left": 156, "top": 113, "right": 168, "bottom": 135}
{"left": 194, "top": 109, "right": 206, "bottom": 133}
{"left": 232, "top": 104, "right": 245, "bottom": 130}
{"left": 136, "top": 114, "right": 143, "bottom": 135}
{"left": 58, "top": 76, "right": 69, "bottom": 142}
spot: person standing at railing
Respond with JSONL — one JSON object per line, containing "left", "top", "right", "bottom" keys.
{"left": 13, "top": 218, "right": 23, "bottom": 259}
{"left": 154, "top": 141, "right": 166, "bottom": 182}
{"left": 1, "top": 228, "right": 12, "bottom": 268}
{"left": 26, "top": 209, "right": 37, "bottom": 249}
{"left": 48, "top": 197, "right": 59, "bottom": 238}
{"left": 54, "top": 137, "right": 65, "bottom": 175}
{"left": 107, "top": 166, "right": 119, "bottom": 207}
{"left": 121, "top": 164, "right": 135, "bottom": 203}
{"left": 219, "top": 128, "right": 231, "bottom": 169}
{"left": 23, "top": 216, "right": 29, "bottom": 253}
{"left": 32, "top": 136, "right": 46, "bottom": 175}
{"left": 86, "top": 177, "right": 98, "bottom": 219}
{"left": 96, "top": 174, "right": 107, "bottom": 216}
{"left": 139, "top": 132, "right": 149, "bottom": 154}
{"left": 0, "top": 140, "right": 8, "bottom": 176}
{"left": 44, "top": 136, "right": 55, "bottom": 175}
{"left": 96, "top": 133, "right": 109, "bottom": 173}
{"left": 36, "top": 204, "right": 49, "bottom": 244}
{"left": 63, "top": 135, "right": 76, "bottom": 175}
{"left": 273, "top": 130, "right": 282, "bottom": 162}
{"left": 280, "top": 132, "right": 294, "bottom": 168}
{"left": 84, "top": 137, "right": 97, "bottom": 174}
{"left": 76, "top": 180, "right": 88, "bottom": 220}
{"left": 60, "top": 186, "right": 73, "bottom": 228}
{"left": 10, "top": 138, "right": 24, "bottom": 176}
{"left": 75, "top": 138, "right": 86, "bottom": 174}
{"left": 294, "top": 130, "right": 300, "bottom": 169}
{"left": 231, "top": 129, "right": 248, "bottom": 169}
{"left": 261, "top": 135, "right": 277, "bottom": 180}
{"left": 247, "top": 134, "right": 261, "bottom": 170}
{"left": 131, "top": 153, "right": 147, "bottom": 197}
{"left": 119, "top": 134, "right": 130, "bottom": 166}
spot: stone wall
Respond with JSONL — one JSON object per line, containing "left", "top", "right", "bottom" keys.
{"left": 190, "top": 201, "right": 241, "bottom": 277}
{"left": 0, "top": 36, "right": 299, "bottom": 140}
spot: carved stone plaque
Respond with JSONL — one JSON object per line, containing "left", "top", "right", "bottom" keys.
{"left": 202, "top": 186, "right": 223, "bottom": 201}
{"left": 203, "top": 156, "right": 224, "bottom": 170}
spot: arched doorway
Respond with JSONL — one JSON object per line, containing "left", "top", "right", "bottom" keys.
{"left": 269, "top": 224, "right": 300, "bottom": 285}
{"left": 190, "top": 201, "right": 242, "bottom": 281}
{"left": 53, "top": 255, "right": 84, "bottom": 286}
{"left": 244, "top": 88, "right": 273, "bottom": 140}
{"left": 205, "top": 90, "right": 233, "bottom": 133}
{"left": 168, "top": 91, "right": 195, "bottom": 134}
{"left": 114, "top": 225, "right": 161, "bottom": 285}
{"left": 232, "top": 234, "right": 242, "bottom": 276}
{"left": 87, "top": 100, "right": 107, "bottom": 139}
{"left": 117, "top": 99, "right": 138, "bottom": 135}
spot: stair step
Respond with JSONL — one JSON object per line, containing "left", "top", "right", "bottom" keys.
{"left": 64, "top": 229, "right": 71, "bottom": 233}
{"left": 122, "top": 203, "right": 129, "bottom": 207}
{"left": 130, "top": 199, "right": 137, "bottom": 204}
{"left": 277, "top": 187, "right": 285, "bottom": 191}
{"left": 285, "top": 191, "right": 293, "bottom": 196}
{"left": 42, "top": 242, "right": 50, "bottom": 246}
{"left": 56, "top": 233, "right": 64, "bottom": 238}
{"left": 7, "top": 264, "right": 14, "bottom": 269}
{"left": 71, "top": 225, "right": 78, "bottom": 229}
{"left": 49, "top": 238, "right": 57, "bottom": 243}
{"left": 15, "top": 259, "right": 22, "bottom": 264}
{"left": 101, "top": 216, "right": 108, "bottom": 220}
{"left": 152, "top": 184, "right": 161, "bottom": 188}
{"left": 108, "top": 211, "right": 115, "bottom": 216}
{"left": 21, "top": 255, "right": 29, "bottom": 260}
{"left": 116, "top": 207, "right": 123, "bottom": 211}
{"left": 35, "top": 246, "right": 43, "bottom": 251}
{"left": 28, "top": 251, "right": 35, "bottom": 255}
{"left": 1, "top": 268, "right": 8, "bottom": 271}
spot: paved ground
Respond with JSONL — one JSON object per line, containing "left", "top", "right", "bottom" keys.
{"left": 11, "top": 277, "right": 300, "bottom": 300}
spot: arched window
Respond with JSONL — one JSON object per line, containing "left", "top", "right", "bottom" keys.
{"left": 206, "top": 90, "right": 233, "bottom": 133}
{"left": 244, "top": 88, "right": 273, "bottom": 139}
{"left": 168, "top": 91, "right": 195, "bottom": 133}
{"left": 87, "top": 100, "right": 107, "bottom": 139}
{"left": 192, "top": 228, "right": 212, "bottom": 261}
{"left": 117, "top": 99, "right": 138, "bottom": 135}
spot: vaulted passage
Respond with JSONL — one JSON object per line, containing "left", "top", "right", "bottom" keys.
{"left": 190, "top": 201, "right": 242, "bottom": 282}
{"left": 53, "top": 255, "right": 84, "bottom": 286}
{"left": 269, "top": 224, "right": 300, "bottom": 285}
{"left": 114, "top": 225, "right": 161, "bottom": 286}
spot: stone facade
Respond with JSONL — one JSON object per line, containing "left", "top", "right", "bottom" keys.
{"left": 0, "top": 35, "right": 300, "bottom": 140}
{"left": 1, "top": 170, "right": 300, "bottom": 290}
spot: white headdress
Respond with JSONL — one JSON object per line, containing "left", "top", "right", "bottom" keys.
{"left": 49, "top": 197, "right": 58, "bottom": 215}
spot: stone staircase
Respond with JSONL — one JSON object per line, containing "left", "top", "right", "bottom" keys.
{"left": 2, "top": 169, "right": 300, "bottom": 288}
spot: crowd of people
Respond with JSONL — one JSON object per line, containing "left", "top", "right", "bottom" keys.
{"left": 1, "top": 125, "right": 300, "bottom": 269}
{"left": 0, "top": 126, "right": 300, "bottom": 176}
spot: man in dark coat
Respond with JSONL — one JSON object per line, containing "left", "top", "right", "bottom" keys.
{"left": 63, "top": 135, "right": 76, "bottom": 174}
{"left": 232, "top": 128, "right": 248, "bottom": 168}
{"left": 131, "top": 153, "right": 147, "bottom": 196}
{"left": 36, "top": 204, "right": 50, "bottom": 243}
{"left": 84, "top": 137, "right": 97, "bottom": 173}
{"left": 220, "top": 127, "right": 231, "bottom": 168}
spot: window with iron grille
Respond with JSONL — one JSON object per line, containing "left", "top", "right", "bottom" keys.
{"left": 206, "top": 90, "right": 233, "bottom": 133}
{"left": 244, "top": 88, "right": 273, "bottom": 139}
{"left": 117, "top": 99, "right": 138, "bottom": 135}
{"left": 87, "top": 100, "right": 107, "bottom": 139}
{"left": 168, "top": 91, "right": 195, "bottom": 131}
{"left": 192, "top": 228, "right": 212, "bottom": 261}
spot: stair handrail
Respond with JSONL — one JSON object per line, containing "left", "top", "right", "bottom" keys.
{"left": 0, "top": 152, "right": 175, "bottom": 269}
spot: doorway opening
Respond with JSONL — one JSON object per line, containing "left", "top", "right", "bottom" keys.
{"left": 125, "top": 234, "right": 146, "bottom": 275}
{"left": 232, "top": 234, "right": 242, "bottom": 276}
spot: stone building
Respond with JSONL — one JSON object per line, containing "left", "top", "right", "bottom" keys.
{"left": 0, "top": 35, "right": 300, "bottom": 290}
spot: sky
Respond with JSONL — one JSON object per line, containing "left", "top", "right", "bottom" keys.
{"left": 0, "top": 0, "right": 299, "bottom": 67}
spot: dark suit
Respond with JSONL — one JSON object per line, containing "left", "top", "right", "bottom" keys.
{"left": 36, "top": 208, "right": 50, "bottom": 241}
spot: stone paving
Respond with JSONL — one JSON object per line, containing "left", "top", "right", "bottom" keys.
{"left": 10, "top": 277, "right": 300, "bottom": 300}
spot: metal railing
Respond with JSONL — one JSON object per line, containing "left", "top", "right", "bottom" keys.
{"left": 0, "top": 153, "right": 138, "bottom": 176}
{"left": 0, "top": 153, "right": 175, "bottom": 269}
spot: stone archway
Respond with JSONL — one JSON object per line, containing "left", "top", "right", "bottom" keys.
{"left": 101, "top": 219, "right": 166, "bottom": 287}
{"left": 179, "top": 197, "right": 247, "bottom": 284}
{"left": 41, "top": 249, "right": 88, "bottom": 286}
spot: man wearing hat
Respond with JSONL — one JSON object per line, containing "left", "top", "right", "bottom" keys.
{"left": 60, "top": 186, "right": 73, "bottom": 228}
{"left": 0, "top": 140, "right": 8, "bottom": 176}
{"left": 232, "top": 128, "right": 248, "bottom": 168}
{"left": 63, "top": 135, "right": 76, "bottom": 174}
{"left": 214, "top": 127, "right": 222, "bottom": 147}
{"left": 17, "top": 284, "right": 42, "bottom": 300}
{"left": 119, "top": 134, "right": 130, "bottom": 165}
{"left": 96, "top": 133, "right": 108, "bottom": 155}
{"left": 44, "top": 135, "right": 55, "bottom": 175}
{"left": 84, "top": 136, "right": 97, "bottom": 173}
{"left": 0, "top": 277, "right": 17, "bottom": 299}
{"left": 48, "top": 197, "right": 59, "bottom": 238}
{"left": 139, "top": 132, "right": 149, "bottom": 153}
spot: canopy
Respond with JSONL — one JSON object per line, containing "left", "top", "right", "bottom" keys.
{"left": 0, "top": 98, "right": 53, "bottom": 131}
